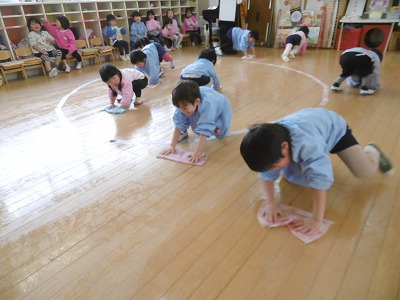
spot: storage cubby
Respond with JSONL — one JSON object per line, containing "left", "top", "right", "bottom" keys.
{"left": 0, "top": 0, "right": 197, "bottom": 58}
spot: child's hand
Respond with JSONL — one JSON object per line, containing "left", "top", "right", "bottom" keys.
{"left": 188, "top": 151, "right": 202, "bottom": 163}
{"left": 161, "top": 146, "right": 176, "bottom": 156}
{"left": 292, "top": 217, "right": 323, "bottom": 235}
{"left": 259, "top": 201, "right": 282, "bottom": 223}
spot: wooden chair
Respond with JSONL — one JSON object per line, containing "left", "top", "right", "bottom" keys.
{"left": 90, "top": 37, "right": 115, "bottom": 63}
{"left": 76, "top": 39, "right": 99, "bottom": 66}
{"left": 14, "top": 47, "right": 46, "bottom": 78}
{"left": 0, "top": 50, "right": 27, "bottom": 85}
{"left": 180, "top": 28, "right": 191, "bottom": 47}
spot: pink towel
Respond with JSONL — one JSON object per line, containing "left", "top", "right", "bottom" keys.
{"left": 157, "top": 149, "right": 207, "bottom": 166}
{"left": 257, "top": 203, "right": 333, "bottom": 244}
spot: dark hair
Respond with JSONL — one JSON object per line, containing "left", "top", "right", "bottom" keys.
{"left": 298, "top": 26, "right": 309, "bottom": 38}
{"left": 165, "top": 8, "right": 174, "bottom": 18}
{"left": 132, "top": 11, "right": 141, "bottom": 18}
{"left": 185, "top": 7, "right": 193, "bottom": 15}
{"left": 172, "top": 80, "right": 201, "bottom": 107}
{"left": 133, "top": 37, "right": 150, "bottom": 49}
{"left": 56, "top": 16, "right": 70, "bottom": 30}
{"left": 106, "top": 14, "right": 116, "bottom": 22}
{"left": 27, "top": 17, "right": 41, "bottom": 31}
{"left": 249, "top": 30, "right": 259, "bottom": 41}
{"left": 147, "top": 9, "right": 157, "bottom": 20}
{"left": 130, "top": 50, "right": 147, "bottom": 64}
{"left": 163, "top": 19, "right": 173, "bottom": 28}
{"left": 99, "top": 64, "right": 122, "bottom": 97}
{"left": 240, "top": 123, "right": 291, "bottom": 172}
{"left": 370, "top": 49, "right": 383, "bottom": 62}
{"left": 198, "top": 48, "right": 217, "bottom": 65}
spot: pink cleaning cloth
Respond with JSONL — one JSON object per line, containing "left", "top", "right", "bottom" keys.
{"left": 157, "top": 149, "right": 207, "bottom": 166}
{"left": 257, "top": 203, "right": 333, "bottom": 244}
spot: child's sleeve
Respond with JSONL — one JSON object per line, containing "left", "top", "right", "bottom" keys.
{"left": 120, "top": 27, "right": 127, "bottom": 35}
{"left": 172, "top": 110, "right": 190, "bottom": 132}
{"left": 208, "top": 67, "right": 221, "bottom": 90}
{"left": 195, "top": 102, "right": 218, "bottom": 137}
{"left": 66, "top": 30, "right": 77, "bottom": 52}
{"left": 130, "top": 24, "right": 137, "bottom": 39}
{"left": 148, "top": 58, "right": 160, "bottom": 84}
{"left": 42, "top": 20, "right": 57, "bottom": 36}
{"left": 182, "top": 19, "right": 187, "bottom": 34}
{"left": 106, "top": 26, "right": 117, "bottom": 37}
{"left": 156, "top": 20, "right": 162, "bottom": 30}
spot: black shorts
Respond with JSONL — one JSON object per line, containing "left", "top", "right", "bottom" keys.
{"left": 286, "top": 34, "right": 301, "bottom": 46}
{"left": 330, "top": 126, "right": 359, "bottom": 154}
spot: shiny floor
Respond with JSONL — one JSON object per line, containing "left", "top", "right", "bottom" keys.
{"left": 0, "top": 46, "right": 399, "bottom": 300}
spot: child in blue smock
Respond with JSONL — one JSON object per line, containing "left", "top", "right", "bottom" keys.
{"left": 240, "top": 108, "right": 393, "bottom": 236}
{"left": 331, "top": 47, "right": 382, "bottom": 96}
{"left": 180, "top": 49, "right": 221, "bottom": 90}
{"left": 161, "top": 80, "right": 232, "bottom": 163}
{"left": 130, "top": 11, "right": 147, "bottom": 49}
{"left": 130, "top": 43, "right": 161, "bottom": 87}
{"left": 215, "top": 27, "right": 259, "bottom": 58}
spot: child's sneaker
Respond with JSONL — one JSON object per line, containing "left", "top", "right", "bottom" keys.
{"left": 281, "top": 54, "right": 289, "bottom": 62}
{"left": 65, "top": 65, "right": 71, "bottom": 73}
{"left": 330, "top": 84, "right": 342, "bottom": 92}
{"left": 365, "top": 143, "right": 394, "bottom": 176}
{"left": 192, "top": 42, "right": 196, "bottom": 47}
{"left": 178, "top": 130, "right": 188, "bottom": 142}
{"left": 170, "top": 61, "right": 175, "bottom": 69}
{"left": 76, "top": 62, "right": 82, "bottom": 70}
{"left": 360, "top": 88, "right": 374, "bottom": 96}
{"left": 159, "top": 68, "right": 164, "bottom": 77}
{"left": 133, "top": 97, "right": 143, "bottom": 106}
{"left": 289, "top": 53, "right": 296, "bottom": 59}
{"left": 214, "top": 47, "right": 223, "bottom": 56}
{"left": 49, "top": 67, "right": 58, "bottom": 78}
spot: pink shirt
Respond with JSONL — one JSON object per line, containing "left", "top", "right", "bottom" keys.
{"left": 42, "top": 20, "right": 77, "bottom": 52}
{"left": 162, "top": 26, "right": 176, "bottom": 37}
{"left": 146, "top": 19, "right": 162, "bottom": 32}
{"left": 107, "top": 68, "right": 145, "bottom": 106}
{"left": 183, "top": 16, "right": 198, "bottom": 33}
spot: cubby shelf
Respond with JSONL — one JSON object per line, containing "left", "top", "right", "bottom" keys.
{"left": 0, "top": 0, "right": 197, "bottom": 59}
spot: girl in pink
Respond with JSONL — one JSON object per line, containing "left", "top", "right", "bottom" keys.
{"left": 163, "top": 9, "right": 183, "bottom": 49}
{"left": 146, "top": 10, "right": 166, "bottom": 49}
{"left": 182, "top": 7, "right": 202, "bottom": 46}
{"left": 41, "top": 16, "right": 82, "bottom": 72}
{"left": 99, "top": 64, "right": 148, "bottom": 111}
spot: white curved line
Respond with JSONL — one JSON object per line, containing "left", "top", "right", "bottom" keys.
{"left": 56, "top": 78, "right": 101, "bottom": 110}
{"left": 248, "top": 61, "right": 330, "bottom": 106}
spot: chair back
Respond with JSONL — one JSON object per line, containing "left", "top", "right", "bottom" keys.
{"left": 0, "top": 50, "right": 12, "bottom": 61}
{"left": 90, "top": 37, "right": 104, "bottom": 47}
{"left": 76, "top": 39, "right": 88, "bottom": 49}
{"left": 14, "top": 47, "right": 34, "bottom": 59}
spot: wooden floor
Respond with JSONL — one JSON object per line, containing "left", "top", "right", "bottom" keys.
{"left": 0, "top": 46, "right": 399, "bottom": 300}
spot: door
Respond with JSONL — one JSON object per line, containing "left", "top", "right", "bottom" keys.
{"left": 246, "top": 0, "right": 273, "bottom": 46}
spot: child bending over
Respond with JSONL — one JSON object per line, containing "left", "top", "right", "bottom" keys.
{"left": 130, "top": 44, "right": 162, "bottom": 87}
{"left": 106, "top": 14, "right": 130, "bottom": 61}
{"left": 281, "top": 26, "right": 309, "bottom": 62}
{"left": 42, "top": 16, "right": 82, "bottom": 73}
{"left": 99, "top": 64, "right": 148, "bottom": 110}
{"left": 331, "top": 47, "right": 383, "bottom": 96}
{"left": 240, "top": 108, "right": 393, "bottom": 235}
{"left": 180, "top": 49, "right": 221, "bottom": 90}
{"left": 27, "top": 18, "right": 61, "bottom": 77}
{"left": 133, "top": 37, "right": 174, "bottom": 69}
{"left": 215, "top": 27, "right": 259, "bottom": 58}
{"left": 161, "top": 80, "right": 232, "bottom": 163}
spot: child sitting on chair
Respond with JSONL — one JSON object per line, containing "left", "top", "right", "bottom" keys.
{"left": 27, "top": 17, "right": 62, "bottom": 78}
{"left": 106, "top": 14, "right": 130, "bottom": 61}
{"left": 130, "top": 11, "right": 148, "bottom": 49}
{"left": 182, "top": 7, "right": 202, "bottom": 46}
{"left": 240, "top": 108, "right": 393, "bottom": 235}
{"left": 164, "top": 9, "right": 183, "bottom": 48}
{"left": 281, "top": 26, "right": 309, "bottom": 62}
{"left": 146, "top": 10, "right": 167, "bottom": 49}
{"left": 41, "top": 16, "right": 82, "bottom": 72}
{"left": 99, "top": 64, "right": 148, "bottom": 111}
{"left": 180, "top": 49, "right": 221, "bottom": 90}
{"left": 161, "top": 80, "right": 232, "bottom": 163}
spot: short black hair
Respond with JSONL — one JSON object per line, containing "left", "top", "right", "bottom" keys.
{"left": 133, "top": 37, "right": 150, "bottom": 49}
{"left": 56, "top": 16, "right": 70, "bottom": 30}
{"left": 240, "top": 123, "right": 291, "bottom": 172}
{"left": 147, "top": 9, "right": 157, "bottom": 19}
{"left": 132, "top": 11, "right": 141, "bottom": 18}
{"left": 27, "top": 17, "right": 41, "bottom": 31}
{"left": 106, "top": 14, "right": 116, "bottom": 22}
{"left": 370, "top": 49, "right": 383, "bottom": 62}
{"left": 298, "top": 26, "right": 309, "bottom": 38}
{"left": 185, "top": 7, "right": 193, "bottom": 14}
{"left": 99, "top": 64, "right": 122, "bottom": 97}
{"left": 198, "top": 48, "right": 217, "bottom": 65}
{"left": 249, "top": 30, "right": 259, "bottom": 41}
{"left": 172, "top": 80, "right": 201, "bottom": 107}
{"left": 130, "top": 50, "right": 147, "bottom": 64}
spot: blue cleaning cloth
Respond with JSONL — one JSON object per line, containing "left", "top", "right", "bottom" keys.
{"left": 104, "top": 106, "right": 126, "bottom": 114}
